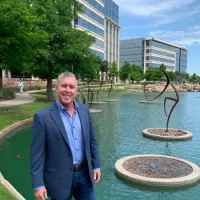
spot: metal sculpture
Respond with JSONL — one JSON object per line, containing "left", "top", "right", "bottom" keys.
{"left": 87, "top": 80, "right": 94, "bottom": 107}
{"left": 143, "top": 82, "right": 149, "bottom": 101}
{"left": 96, "top": 81, "right": 104, "bottom": 102}
{"left": 108, "top": 80, "right": 113, "bottom": 100}
{"left": 144, "top": 71, "right": 170, "bottom": 102}
{"left": 164, "top": 77, "right": 179, "bottom": 132}
{"left": 143, "top": 69, "right": 179, "bottom": 132}
{"left": 78, "top": 88, "right": 85, "bottom": 105}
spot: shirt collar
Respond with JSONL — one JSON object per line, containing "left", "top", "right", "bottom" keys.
{"left": 56, "top": 98, "right": 78, "bottom": 112}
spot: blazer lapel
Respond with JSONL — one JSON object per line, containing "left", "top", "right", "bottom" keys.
{"left": 49, "top": 102, "right": 70, "bottom": 147}
{"left": 77, "top": 105, "right": 87, "bottom": 143}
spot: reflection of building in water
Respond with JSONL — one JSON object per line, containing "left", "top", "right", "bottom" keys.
{"left": 120, "top": 37, "right": 187, "bottom": 73}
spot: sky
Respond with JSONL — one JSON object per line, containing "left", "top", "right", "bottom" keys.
{"left": 114, "top": 0, "right": 200, "bottom": 76}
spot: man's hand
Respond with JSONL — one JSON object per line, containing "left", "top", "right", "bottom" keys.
{"left": 93, "top": 169, "right": 101, "bottom": 183}
{"left": 34, "top": 187, "right": 47, "bottom": 200}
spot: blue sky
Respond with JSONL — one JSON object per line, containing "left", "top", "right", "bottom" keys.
{"left": 114, "top": 0, "right": 200, "bottom": 76}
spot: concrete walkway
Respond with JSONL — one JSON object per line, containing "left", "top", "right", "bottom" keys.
{"left": 0, "top": 90, "right": 41, "bottom": 108}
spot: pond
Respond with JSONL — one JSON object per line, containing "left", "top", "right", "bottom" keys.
{"left": 0, "top": 92, "right": 200, "bottom": 200}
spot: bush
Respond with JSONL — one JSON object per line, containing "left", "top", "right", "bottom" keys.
{"left": 0, "top": 88, "right": 16, "bottom": 100}
{"left": 23, "top": 85, "right": 42, "bottom": 91}
{"left": 6, "top": 86, "right": 20, "bottom": 93}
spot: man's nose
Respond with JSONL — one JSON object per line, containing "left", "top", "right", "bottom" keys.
{"left": 65, "top": 86, "right": 70, "bottom": 91}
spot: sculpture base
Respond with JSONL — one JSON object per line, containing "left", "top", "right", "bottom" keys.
{"left": 89, "top": 101, "right": 106, "bottom": 105}
{"left": 115, "top": 155, "right": 200, "bottom": 187}
{"left": 102, "top": 99, "right": 117, "bottom": 102}
{"left": 143, "top": 128, "right": 192, "bottom": 140}
{"left": 89, "top": 109, "right": 101, "bottom": 113}
{"left": 139, "top": 101, "right": 156, "bottom": 104}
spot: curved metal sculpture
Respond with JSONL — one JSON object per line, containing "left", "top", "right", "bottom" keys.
{"left": 144, "top": 70, "right": 170, "bottom": 102}
{"left": 164, "top": 79, "right": 179, "bottom": 132}
{"left": 96, "top": 81, "right": 104, "bottom": 102}
{"left": 87, "top": 80, "right": 94, "bottom": 107}
{"left": 143, "top": 69, "right": 179, "bottom": 132}
{"left": 78, "top": 88, "right": 85, "bottom": 105}
{"left": 143, "top": 82, "right": 149, "bottom": 101}
{"left": 108, "top": 80, "right": 113, "bottom": 100}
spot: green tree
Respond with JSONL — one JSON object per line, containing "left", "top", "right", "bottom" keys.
{"left": 119, "top": 61, "right": 131, "bottom": 81}
{"left": 30, "top": 0, "right": 95, "bottom": 100}
{"left": 166, "top": 71, "right": 176, "bottom": 81}
{"left": 109, "top": 61, "right": 118, "bottom": 78}
{"left": 160, "top": 63, "right": 166, "bottom": 72}
{"left": 190, "top": 73, "right": 199, "bottom": 83}
{"left": 0, "top": 0, "right": 48, "bottom": 72}
{"left": 129, "top": 64, "right": 144, "bottom": 83}
{"left": 145, "top": 67, "right": 156, "bottom": 81}
{"left": 100, "top": 60, "right": 109, "bottom": 73}
{"left": 185, "top": 73, "right": 190, "bottom": 80}
{"left": 78, "top": 54, "right": 101, "bottom": 80}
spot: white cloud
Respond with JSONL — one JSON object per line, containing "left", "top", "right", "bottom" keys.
{"left": 114, "top": 0, "right": 200, "bottom": 25}
{"left": 149, "top": 26, "right": 200, "bottom": 45}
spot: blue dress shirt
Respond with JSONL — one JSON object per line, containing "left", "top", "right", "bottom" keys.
{"left": 56, "top": 99, "right": 86, "bottom": 165}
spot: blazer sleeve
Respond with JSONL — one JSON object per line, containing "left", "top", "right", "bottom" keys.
{"left": 88, "top": 109, "right": 100, "bottom": 169}
{"left": 30, "top": 113, "right": 46, "bottom": 189}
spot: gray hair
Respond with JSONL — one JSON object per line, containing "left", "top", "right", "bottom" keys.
{"left": 56, "top": 72, "right": 78, "bottom": 87}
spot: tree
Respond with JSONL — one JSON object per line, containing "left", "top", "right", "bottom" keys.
{"left": 160, "top": 63, "right": 166, "bottom": 72}
{"left": 78, "top": 54, "right": 101, "bottom": 80}
{"left": 108, "top": 61, "right": 118, "bottom": 78}
{"left": 30, "top": 0, "right": 95, "bottom": 100}
{"left": 0, "top": 0, "right": 48, "bottom": 72}
{"left": 190, "top": 73, "right": 199, "bottom": 83}
{"left": 119, "top": 61, "right": 131, "bottom": 81}
{"left": 129, "top": 64, "right": 144, "bottom": 83}
{"left": 145, "top": 67, "right": 156, "bottom": 81}
{"left": 166, "top": 71, "right": 176, "bottom": 81}
{"left": 100, "top": 60, "right": 109, "bottom": 73}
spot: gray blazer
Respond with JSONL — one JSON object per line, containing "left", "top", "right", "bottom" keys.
{"left": 30, "top": 102, "right": 100, "bottom": 200}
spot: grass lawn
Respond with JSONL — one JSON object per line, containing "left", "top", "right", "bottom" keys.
{"left": 0, "top": 101, "right": 51, "bottom": 131}
{"left": 0, "top": 183, "right": 17, "bottom": 200}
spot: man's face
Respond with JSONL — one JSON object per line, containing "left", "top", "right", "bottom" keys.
{"left": 56, "top": 76, "right": 78, "bottom": 108}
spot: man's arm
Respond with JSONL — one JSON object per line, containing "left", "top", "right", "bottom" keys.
{"left": 88, "top": 109, "right": 100, "bottom": 170}
{"left": 30, "top": 113, "right": 46, "bottom": 189}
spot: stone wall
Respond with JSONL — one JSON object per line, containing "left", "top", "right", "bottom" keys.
{"left": 3, "top": 79, "right": 47, "bottom": 88}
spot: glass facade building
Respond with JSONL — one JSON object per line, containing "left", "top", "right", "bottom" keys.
{"left": 104, "top": 0, "right": 120, "bottom": 68}
{"left": 75, "top": 0, "right": 120, "bottom": 68}
{"left": 120, "top": 38, "right": 187, "bottom": 73}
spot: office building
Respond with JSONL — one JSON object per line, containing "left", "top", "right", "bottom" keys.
{"left": 120, "top": 38, "right": 187, "bottom": 73}
{"left": 75, "top": 0, "right": 120, "bottom": 68}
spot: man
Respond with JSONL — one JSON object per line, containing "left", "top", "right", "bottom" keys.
{"left": 18, "top": 78, "right": 24, "bottom": 94}
{"left": 30, "top": 72, "right": 101, "bottom": 200}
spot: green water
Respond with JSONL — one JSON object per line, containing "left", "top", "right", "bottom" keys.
{"left": 1, "top": 92, "right": 200, "bottom": 200}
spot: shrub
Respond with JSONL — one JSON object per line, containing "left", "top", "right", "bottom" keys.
{"left": 23, "top": 85, "right": 42, "bottom": 91}
{"left": 6, "top": 86, "right": 20, "bottom": 93}
{"left": 0, "top": 88, "right": 16, "bottom": 100}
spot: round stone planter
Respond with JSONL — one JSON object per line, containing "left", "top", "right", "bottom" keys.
{"left": 115, "top": 155, "right": 200, "bottom": 187}
{"left": 143, "top": 128, "right": 192, "bottom": 140}
{"left": 102, "top": 99, "right": 118, "bottom": 102}
{"left": 89, "top": 101, "right": 107, "bottom": 105}
{"left": 89, "top": 109, "right": 101, "bottom": 113}
{"left": 139, "top": 101, "right": 156, "bottom": 104}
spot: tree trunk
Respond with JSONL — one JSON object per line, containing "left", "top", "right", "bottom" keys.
{"left": 47, "top": 64, "right": 53, "bottom": 101}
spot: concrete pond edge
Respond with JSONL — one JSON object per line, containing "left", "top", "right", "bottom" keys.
{"left": 0, "top": 118, "right": 33, "bottom": 200}
{"left": 115, "top": 154, "right": 200, "bottom": 187}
